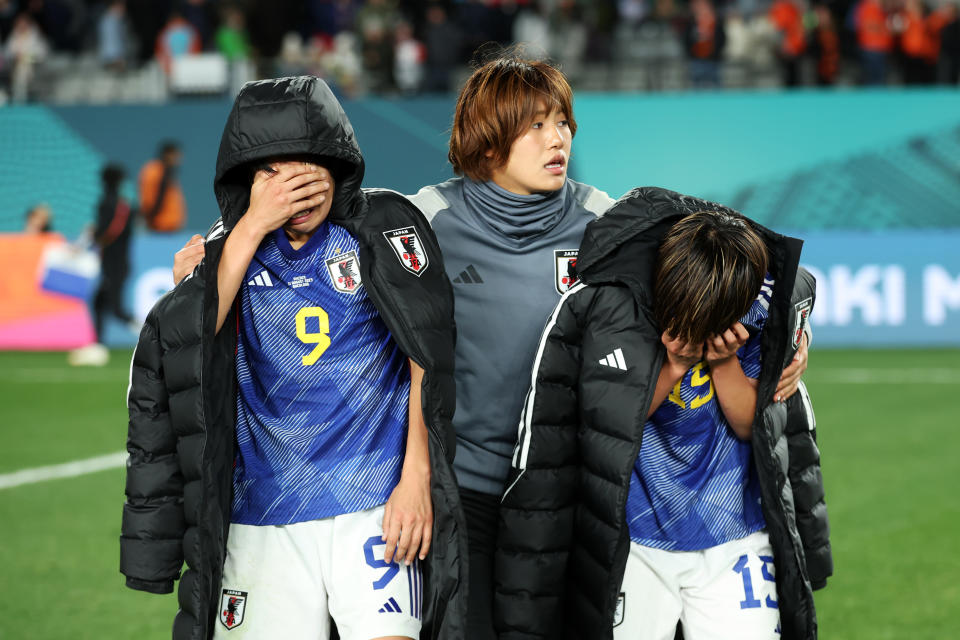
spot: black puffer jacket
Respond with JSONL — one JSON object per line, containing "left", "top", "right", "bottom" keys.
{"left": 120, "top": 77, "right": 467, "bottom": 640}
{"left": 494, "top": 187, "right": 832, "bottom": 640}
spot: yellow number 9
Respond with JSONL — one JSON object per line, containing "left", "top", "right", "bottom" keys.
{"left": 295, "top": 306, "right": 331, "bottom": 366}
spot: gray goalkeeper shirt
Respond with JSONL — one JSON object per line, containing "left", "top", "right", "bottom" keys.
{"left": 408, "top": 177, "right": 613, "bottom": 495}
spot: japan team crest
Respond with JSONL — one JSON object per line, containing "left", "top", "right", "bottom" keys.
{"left": 325, "top": 250, "right": 362, "bottom": 294}
{"left": 383, "top": 227, "right": 429, "bottom": 277}
{"left": 793, "top": 297, "right": 813, "bottom": 348}
{"left": 613, "top": 592, "right": 625, "bottom": 627}
{"left": 555, "top": 249, "right": 579, "bottom": 294}
{"left": 219, "top": 589, "right": 247, "bottom": 630}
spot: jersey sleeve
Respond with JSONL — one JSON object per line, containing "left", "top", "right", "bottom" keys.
{"left": 738, "top": 329, "right": 764, "bottom": 380}
{"left": 737, "top": 274, "right": 774, "bottom": 380}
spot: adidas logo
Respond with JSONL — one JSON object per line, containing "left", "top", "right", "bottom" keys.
{"left": 453, "top": 265, "right": 483, "bottom": 284}
{"left": 378, "top": 597, "right": 402, "bottom": 614}
{"left": 247, "top": 271, "right": 273, "bottom": 287}
{"left": 599, "top": 348, "right": 627, "bottom": 370}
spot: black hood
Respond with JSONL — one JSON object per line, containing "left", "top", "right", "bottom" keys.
{"left": 577, "top": 187, "right": 800, "bottom": 299}
{"left": 213, "top": 76, "right": 365, "bottom": 228}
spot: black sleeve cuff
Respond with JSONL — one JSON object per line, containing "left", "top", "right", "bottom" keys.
{"left": 125, "top": 576, "right": 174, "bottom": 594}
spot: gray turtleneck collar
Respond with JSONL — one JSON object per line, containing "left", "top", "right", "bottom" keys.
{"left": 462, "top": 177, "right": 570, "bottom": 244}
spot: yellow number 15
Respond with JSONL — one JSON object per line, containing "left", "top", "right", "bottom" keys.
{"left": 295, "top": 306, "right": 331, "bottom": 366}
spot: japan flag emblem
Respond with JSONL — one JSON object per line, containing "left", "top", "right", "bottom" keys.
{"left": 220, "top": 589, "right": 247, "bottom": 630}
{"left": 383, "top": 227, "right": 429, "bottom": 276}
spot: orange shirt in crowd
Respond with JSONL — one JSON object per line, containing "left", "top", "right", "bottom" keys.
{"left": 138, "top": 159, "right": 186, "bottom": 232}
{"left": 769, "top": 0, "right": 807, "bottom": 56}
{"left": 900, "top": 6, "right": 937, "bottom": 60}
{"left": 856, "top": 0, "right": 893, "bottom": 52}
{"left": 691, "top": 12, "right": 719, "bottom": 58}
{"left": 925, "top": 6, "right": 957, "bottom": 62}
{"left": 817, "top": 25, "right": 841, "bottom": 81}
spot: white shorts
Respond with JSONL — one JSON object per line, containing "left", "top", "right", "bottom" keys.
{"left": 213, "top": 504, "right": 422, "bottom": 640}
{"left": 614, "top": 531, "right": 780, "bottom": 640}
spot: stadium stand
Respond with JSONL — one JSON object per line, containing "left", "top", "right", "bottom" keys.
{"left": 731, "top": 124, "right": 960, "bottom": 228}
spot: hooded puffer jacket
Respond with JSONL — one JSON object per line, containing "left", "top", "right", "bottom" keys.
{"left": 120, "top": 76, "right": 467, "bottom": 640}
{"left": 494, "top": 187, "right": 832, "bottom": 640}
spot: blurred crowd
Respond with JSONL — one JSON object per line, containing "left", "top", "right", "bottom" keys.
{"left": 0, "top": 0, "right": 958, "bottom": 101}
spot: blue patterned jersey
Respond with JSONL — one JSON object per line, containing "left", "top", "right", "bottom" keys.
{"left": 231, "top": 222, "right": 410, "bottom": 526}
{"left": 626, "top": 276, "right": 774, "bottom": 551}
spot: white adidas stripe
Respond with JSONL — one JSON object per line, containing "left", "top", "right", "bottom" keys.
{"left": 247, "top": 271, "right": 274, "bottom": 287}
{"left": 599, "top": 347, "right": 627, "bottom": 370}
{"left": 614, "top": 348, "right": 627, "bottom": 369}
{"left": 504, "top": 282, "right": 589, "bottom": 500}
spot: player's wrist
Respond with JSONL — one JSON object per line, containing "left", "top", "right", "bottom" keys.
{"left": 236, "top": 213, "right": 270, "bottom": 242}
{"left": 400, "top": 460, "right": 431, "bottom": 482}
{"left": 665, "top": 353, "right": 696, "bottom": 376}
{"left": 706, "top": 352, "right": 737, "bottom": 369}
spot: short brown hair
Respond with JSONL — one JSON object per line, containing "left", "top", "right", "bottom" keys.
{"left": 654, "top": 211, "right": 768, "bottom": 346}
{"left": 448, "top": 55, "right": 577, "bottom": 181}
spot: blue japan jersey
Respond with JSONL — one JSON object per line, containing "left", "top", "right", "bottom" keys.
{"left": 626, "top": 276, "right": 775, "bottom": 551}
{"left": 231, "top": 222, "right": 410, "bottom": 526}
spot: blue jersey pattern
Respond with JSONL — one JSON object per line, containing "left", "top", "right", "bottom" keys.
{"left": 626, "top": 276, "right": 774, "bottom": 551}
{"left": 232, "top": 223, "right": 410, "bottom": 526}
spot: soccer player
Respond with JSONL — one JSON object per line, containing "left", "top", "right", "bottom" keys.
{"left": 171, "top": 53, "right": 812, "bottom": 640}
{"left": 121, "top": 77, "right": 465, "bottom": 640}
{"left": 495, "top": 188, "right": 831, "bottom": 639}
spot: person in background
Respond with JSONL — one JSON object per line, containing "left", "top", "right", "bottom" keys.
{"left": 854, "top": 0, "right": 893, "bottom": 84}
{"left": 769, "top": 0, "right": 808, "bottom": 86}
{"left": 422, "top": 3, "right": 462, "bottom": 93}
{"left": 215, "top": 4, "right": 251, "bottom": 62}
{"left": 92, "top": 163, "right": 137, "bottom": 342}
{"left": 811, "top": 3, "right": 841, "bottom": 84}
{"left": 5, "top": 12, "right": 48, "bottom": 102}
{"left": 685, "top": 0, "right": 726, "bottom": 88}
{"left": 393, "top": 20, "right": 425, "bottom": 95}
{"left": 896, "top": 0, "right": 937, "bottom": 84}
{"left": 24, "top": 202, "right": 53, "bottom": 234}
{"left": 98, "top": 0, "right": 129, "bottom": 71}
{"left": 180, "top": 0, "right": 216, "bottom": 49}
{"left": 154, "top": 10, "right": 201, "bottom": 75}
{"left": 138, "top": 139, "right": 186, "bottom": 232}
{"left": 68, "top": 163, "right": 138, "bottom": 367}
{"left": 355, "top": 0, "right": 399, "bottom": 92}
{"left": 934, "top": 0, "right": 959, "bottom": 83}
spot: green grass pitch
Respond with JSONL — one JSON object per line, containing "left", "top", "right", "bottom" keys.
{"left": 0, "top": 349, "right": 957, "bottom": 639}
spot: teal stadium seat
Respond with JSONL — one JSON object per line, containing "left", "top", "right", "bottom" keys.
{"left": 730, "top": 125, "right": 960, "bottom": 230}
{"left": 0, "top": 107, "right": 103, "bottom": 239}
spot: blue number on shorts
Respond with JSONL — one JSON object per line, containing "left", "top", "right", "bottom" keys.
{"left": 734, "top": 554, "right": 779, "bottom": 610}
{"left": 363, "top": 535, "right": 399, "bottom": 590}
{"left": 733, "top": 554, "right": 762, "bottom": 609}
{"left": 759, "top": 555, "right": 778, "bottom": 609}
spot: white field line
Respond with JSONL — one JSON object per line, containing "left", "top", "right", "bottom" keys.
{"left": 0, "top": 364, "right": 955, "bottom": 491}
{"left": 0, "top": 451, "right": 127, "bottom": 490}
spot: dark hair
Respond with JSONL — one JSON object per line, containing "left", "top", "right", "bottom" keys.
{"left": 159, "top": 140, "right": 181, "bottom": 157}
{"left": 448, "top": 51, "right": 576, "bottom": 181}
{"left": 654, "top": 211, "right": 768, "bottom": 346}
{"left": 101, "top": 163, "right": 126, "bottom": 189}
